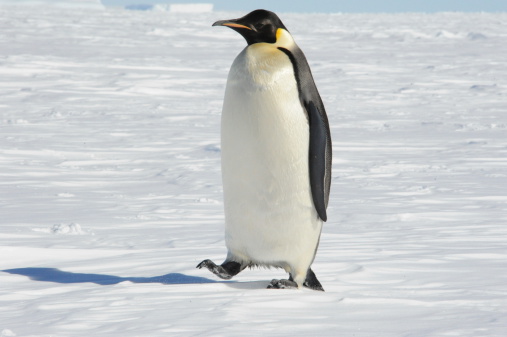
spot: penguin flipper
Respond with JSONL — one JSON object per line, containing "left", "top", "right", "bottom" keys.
{"left": 307, "top": 100, "right": 329, "bottom": 222}
{"left": 196, "top": 259, "right": 243, "bottom": 280}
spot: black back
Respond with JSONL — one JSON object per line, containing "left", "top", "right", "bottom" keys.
{"left": 278, "top": 46, "right": 332, "bottom": 221}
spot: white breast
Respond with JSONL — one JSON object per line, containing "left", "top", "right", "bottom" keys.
{"left": 220, "top": 40, "right": 322, "bottom": 277}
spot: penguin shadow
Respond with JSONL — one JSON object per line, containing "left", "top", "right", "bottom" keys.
{"left": 2, "top": 267, "right": 221, "bottom": 286}
{"left": 3, "top": 268, "right": 280, "bottom": 290}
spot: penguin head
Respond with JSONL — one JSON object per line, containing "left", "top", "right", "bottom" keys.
{"left": 212, "top": 9, "right": 288, "bottom": 45}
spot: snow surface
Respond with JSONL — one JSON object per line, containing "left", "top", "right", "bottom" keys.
{"left": 1, "top": 5, "right": 507, "bottom": 337}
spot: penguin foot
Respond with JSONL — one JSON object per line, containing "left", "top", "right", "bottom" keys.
{"left": 196, "top": 259, "right": 242, "bottom": 280}
{"left": 267, "top": 279, "right": 298, "bottom": 289}
{"left": 303, "top": 268, "right": 325, "bottom": 291}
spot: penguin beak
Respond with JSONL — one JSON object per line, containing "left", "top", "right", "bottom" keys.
{"left": 212, "top": 20, "right": 253, "bottom": 30}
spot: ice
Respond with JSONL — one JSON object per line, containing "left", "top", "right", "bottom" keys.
{"left": 50, "top": 223, "right": 86, "bottom": 235}
{"left": 0, "top": 330, "right": 15, "bottom": 337}
{"left": 1, "top": 5, "right": 507, "bottom": 337}
{"left": 125, "top": 3, "right": 214, "bottom": 13}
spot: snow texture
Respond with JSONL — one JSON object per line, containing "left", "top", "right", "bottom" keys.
{"left": 1, "top": 5, "right": 507, "bottom": 337}
{"left": 169, "top": 4, "right": 213, "bottom": 13}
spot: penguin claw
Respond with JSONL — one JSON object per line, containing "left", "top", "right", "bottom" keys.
{"left": 267, "top": 279, "right": 299, "bottom": 289}
{"left": 196, "top": 259, "right": 214, "bottom": 269}
{"left": 196, "top": 259, "right": 235, "bottom": 280}
{"left": 196, "top": 259, "right": 224, "bottom": 276}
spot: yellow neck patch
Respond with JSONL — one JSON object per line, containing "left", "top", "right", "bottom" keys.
{"left": 246, "top": 27, "right": 295, "bottom": 61}
{"left": 276, "top": 28, "right": 283, "bottom": 41}
{"left": 274, "top": 28, "right": 295, "bottom": 49}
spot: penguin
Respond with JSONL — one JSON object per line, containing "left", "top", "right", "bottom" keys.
{"left": 197, "top": 9, "right": 332, "bottom": 291}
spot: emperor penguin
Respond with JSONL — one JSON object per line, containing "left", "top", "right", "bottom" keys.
{"left": 197, "top": 9, "right": 332, "bottom": 291}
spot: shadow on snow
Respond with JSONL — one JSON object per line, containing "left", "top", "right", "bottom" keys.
{"left": 3, "top": 267, "right": 222, "bottom": 285}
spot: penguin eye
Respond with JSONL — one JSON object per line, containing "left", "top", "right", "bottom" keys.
{"left": 254, "top": 23, "right": 266, "bottom": 30}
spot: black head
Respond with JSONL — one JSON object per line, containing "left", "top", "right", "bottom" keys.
{"left": 212, "top": 9, "right": 288, "bottom": 45}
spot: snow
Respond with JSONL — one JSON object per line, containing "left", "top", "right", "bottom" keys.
{"left": 1, "top": 5, "right": 507, "bottom": 337}
{"left": 169, "top": 4, "right": 213, "bottom": 13}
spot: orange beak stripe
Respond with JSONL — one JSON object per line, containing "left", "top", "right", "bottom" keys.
{"left": 222, "top": 23, "right": 253, "bottom": 30}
